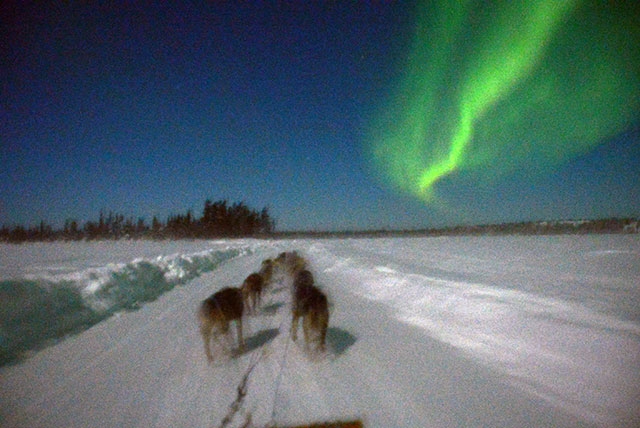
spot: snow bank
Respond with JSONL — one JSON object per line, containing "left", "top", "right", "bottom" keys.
{"left": 0, "top": 240, "right": 265, "bottom": 366}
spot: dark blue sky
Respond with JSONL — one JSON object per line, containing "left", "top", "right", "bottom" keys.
{"left": 2, "top": 1, "right": 639, "bottom": 231}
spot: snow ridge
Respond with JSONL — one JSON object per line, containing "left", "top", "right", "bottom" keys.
{"left": 0, "top": 247, "right": 245, "bottom": 366}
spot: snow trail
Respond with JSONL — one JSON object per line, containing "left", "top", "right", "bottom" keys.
{"left": 1, "top": 236, "right": 638, "bottom": 427}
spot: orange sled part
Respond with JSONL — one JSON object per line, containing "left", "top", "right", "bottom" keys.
{"left": 277, "top": 420, "right": 363, "bottom": 428}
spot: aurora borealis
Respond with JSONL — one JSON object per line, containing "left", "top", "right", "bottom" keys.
{"left": 369, "top": 0, "right": 640, "bottom": 204}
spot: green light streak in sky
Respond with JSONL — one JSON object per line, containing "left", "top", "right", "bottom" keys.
{"left": 369, "top": 0, "right": 640, "bottom": 202}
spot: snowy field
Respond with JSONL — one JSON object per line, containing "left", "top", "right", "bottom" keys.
{"left": 1, "top": 235, "right": 639, "bottom": 427}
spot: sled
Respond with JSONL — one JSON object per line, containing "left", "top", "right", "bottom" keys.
{"left": 277, "top": 419, "right": 363, "bottom": 428}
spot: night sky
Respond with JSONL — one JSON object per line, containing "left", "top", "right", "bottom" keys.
{"left": 2, "top": 1, "right": 639, "bottom": 232}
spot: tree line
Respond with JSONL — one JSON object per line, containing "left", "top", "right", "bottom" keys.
{"left": 0, "top": 199, "right": 276, "bottom": 242}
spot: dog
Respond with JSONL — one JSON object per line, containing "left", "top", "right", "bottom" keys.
{"left": 241, "top": 272, "right": 264, "bottom": 314}
{"left": 273, "top": 251, "right": 289, "bottom": 273}
{"left": 198, "top": 287, "right": 244, "bottom": 362}
{"left": 258, "top": 258, "right": 274, "bottom": 288}
{"left": 288, "top": 255, "right": 308, "bottom": 277}
{"left": 291, "top": 269, "right": 329, "bottom": 353}
{"left": 275, "top": 251, "right": 308, "bottom": 277}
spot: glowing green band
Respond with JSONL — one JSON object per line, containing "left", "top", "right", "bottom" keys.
{"left": 369, "top": 0, "right": 640, "bottom": 203}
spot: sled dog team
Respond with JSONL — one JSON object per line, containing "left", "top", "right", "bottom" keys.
{"left": 197, "top": 251, "right": 329, "bottom": 362}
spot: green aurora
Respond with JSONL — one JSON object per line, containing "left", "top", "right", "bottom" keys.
{"left": 369, "top": 0, "right": 640, "bottom": 204}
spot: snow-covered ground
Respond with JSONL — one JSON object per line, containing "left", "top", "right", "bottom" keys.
{"left": 1, "top": 235, "right": 639, "bottom": 427}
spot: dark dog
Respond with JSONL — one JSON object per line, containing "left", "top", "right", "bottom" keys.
{"left": 198, "top": 287, "right": 244, "bottom": 362}
{"left": 241, "top": 272, "right": 264, "bottom": 314}
{"left": 291, "top": 269, "right": 329, "bottom": 353}
{"left": 258, "top": 258, "right": 274, "bottom": 288}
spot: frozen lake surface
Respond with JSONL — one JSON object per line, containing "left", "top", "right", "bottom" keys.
{"left": 1, "top": 234, "right": 638, "bottom": 427}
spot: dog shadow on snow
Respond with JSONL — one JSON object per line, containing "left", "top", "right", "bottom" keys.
{"left": 235, "top": 322, "right": 356, "bottom": 358}
{"left": 240, "top": 328, "right": 280, "bottom": 355}
{"left": 326, "top": 327, "right": 357, "bottom": 356}
{"left": 260, "top": 302, "right": 285, "bottom": 316}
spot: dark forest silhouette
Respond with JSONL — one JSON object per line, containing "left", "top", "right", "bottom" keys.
{"left": 1, "top": 199, "right": 275, "bottom": 242}
{"left": 2, "top": 209, "right": 638, "bottom": 243}
{"left": 270, "top": 217, "right": 638, "bottom": 239}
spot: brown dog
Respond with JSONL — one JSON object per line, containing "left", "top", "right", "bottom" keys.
{"left": 275, "top": 251, "right": 308, "bottom": 277}
{"left": 258, "top": 258, "right": 274, "bottom": 288}
{"left": 198, "top": 287, "right": 244, "bottom": 362}
{"left": 241, "top": 272, "right": 264, "bottom": 314}
{"left": 291, "top": 269, "right": 329, "bottom": 353}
